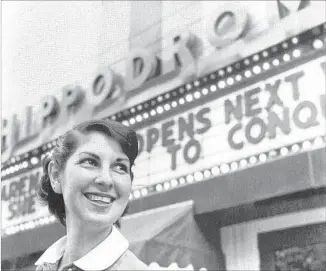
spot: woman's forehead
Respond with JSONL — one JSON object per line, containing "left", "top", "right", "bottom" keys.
{"left": 76, "top": 132, "right": 129, "bottom": 159}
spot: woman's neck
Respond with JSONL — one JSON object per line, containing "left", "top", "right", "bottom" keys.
{"left": 60, "top": 218, "right": 112, "bottom": 267}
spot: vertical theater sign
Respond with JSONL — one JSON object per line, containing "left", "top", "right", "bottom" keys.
{"left": 1, "top": 1, "right": 325, "bottom": 262}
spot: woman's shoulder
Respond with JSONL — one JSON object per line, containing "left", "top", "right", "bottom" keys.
{"left": 115, "top": 249, "right": 152, "bottom": 270}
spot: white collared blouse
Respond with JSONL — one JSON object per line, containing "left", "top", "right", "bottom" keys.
{"left": 35, "top": 226, "right": 149, "bottom": 271}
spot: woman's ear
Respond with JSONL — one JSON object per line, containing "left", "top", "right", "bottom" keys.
{"left": 48, "top": 161, "right": 62, "bottom": 194}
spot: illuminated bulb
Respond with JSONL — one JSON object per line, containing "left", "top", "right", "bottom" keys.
{"left": 313, "top": 137, "right": 324, "bottom": 147}
{"left": 171, "top": 179, "right": 178, "bottom": 187}
{"left": 141, "top": 188, "right": 148, "bottom": 196}
{"left": 186, "top": 175, "right": 194, "bottom": 183}
{"left": 282, "top": 42, "right": 288, "bottom": 49}
{"left": 186, "top": 84, "right": 192, "bottom": 90}
{"left": 179, "top": 177, "right": 186, "bottom": 185}
{"left": 133, "top": 190, "right": 141, "bottom": 198}
{"left": 292, "top": 37, "right": 298, "bottom": 44}
{"left": 231, "top": 162, "right": 238, "bottom": 171}
{"left": 244, "top": 59, "right": 250, "bottom": 65}
{"left": 227, "top": 66, "right": 233, "bottom": 73}
{"left": 292, "top": 49, "right": 301, "bottom": 58}
{"left": 137, "top": 104, "right": 143, "bottom": 111}
{"left": 143, "top": 112, "right": 149, "bottom": 119}
{"left": 164, "top": 182, "right": 171, "bottom": 190}
{"left": 194, "top": 171, "right": 204, "bottom": 181}
{"left": 283, "top": 54, "right": 290, "bottom": 62}
{"left": 218, "top": 81, "right": 226, "bottom": 89}
{"left": 263, "top": 63, "right": 270, "bottom": 70}
{"left": 157, "top": 96, "right": 163, "bottom": 102}
{"left": 203, "top": 170, "right": 211, "bottom": 178}
{"left": 253, "top": 54, "right": 259, "bottom": 61}
{"left": 202, "top": 88, "right": 209, "bottom": 95}
{"left": 157, "top": 106, "right": 164, "bottom": 114}
{"left": 227, "top": 78, "right": 234, "bottom": 85}
{"left": 129, "top": 118, "right": 136, "bottom": 125}
{"left": 302, "top": 140, "right": 312, "bottom": 150}
{"left": 249, "top": 156, "right": 257, "bottom": 164}
{"left": 111, "top": 115, "right": 116, "bottom": 120}
{"left": 194, "top": 80, "right": 200, "bottom": 86}
{"left": 259, "top": 153, "right": 267, "bottom": 162}
{"left": 156, "top": 184, "right": 163, "bottom": 192}
{"left": 19, "top": 224, "right": 25, "bottom": 231}
{"left": 194, "top": 91, "right": 201, "bottom": 99}
{"left": 179, "top": 98, "right": 185, "bottom": 105}
{"left": 11, "top": 158, "right": 16, "bottom": 163}
{"left": 280, "top": 147, "right": 289, "bottom": 156}
{"left": 165, "top": 93, "right": 170, "bottom": 99}
{"left": 272, "top": 59, "right": 280, "bottom": 66}
{"left": 129, "top": 194, "right": 133, "bottom": 200}
{"left": 253, "top": 66, "right": 261, "bottom": 74}
{"left": 150, "top": 109, "right": 156, "bottom": 116}
{"left": 211, "top": 166, "right": 220, "bottom": 175}
{"left": 262, "top": 51, "right": 269, "bottom": 57}
{"left": 136, "top": 115, "right": 142, "bottom": 122}
{"left": 186, "top": 94, "right": 193, "bottom": 102}
{"left": 122, "top": 120, "right": 129, "bottom": 126}
{"left": 313, "top": 39, "right": 323, "bottom": 49}
{"left": 164, "top": 104, "right": 171, "bottom": 111}
{"left": 130, "top": 108, "right": 136, "bottom": 113}
{"left": 218, "top": 70, "right": 225, "bottom": 76}
{"left": 245, "top": 71, "right": 252, "bottom": 78}
{"left": 220, "top": 164, "right": 230, "bottom": 173}
{"left": 269, "top": 150, "right": 277, "bottom": 157}
{"left": 171, "top": 101, "right": 177, "bottom": 108}
{"left": 235, "top": 75, "right": 242, "bottom": 81}
{"left": 210, "top": 85, "right": 217, "bottom": 92}
{"left": 179, "top": 87, "right": 185, "bottom": 94}
{"left": 291, "top": 144, "right": 300, "bottom": 152}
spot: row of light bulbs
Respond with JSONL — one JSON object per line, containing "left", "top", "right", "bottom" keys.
{"left": 3, "top": 215, "right": 56, "bottom": 237}
{"left": 121, "top": 44, "right": 315, "bottom": 128}
{"left": 129, "top": 136, "right": 326, "bottom": 200}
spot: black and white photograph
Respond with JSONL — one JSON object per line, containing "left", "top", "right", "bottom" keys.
{"left": 1, "top": 1, "right": 326, "bottom": 270}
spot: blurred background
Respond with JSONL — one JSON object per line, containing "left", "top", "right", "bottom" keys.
{"left": 1, "top": 1, "right": 326, "bottom": 270}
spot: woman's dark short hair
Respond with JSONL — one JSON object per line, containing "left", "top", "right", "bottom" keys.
{"left": 37, "top": 119, "right": 138, "bottom": 226}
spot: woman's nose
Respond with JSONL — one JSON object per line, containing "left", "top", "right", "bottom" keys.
{"left": 95, "top": 169, "right": 113, "bottom": 187}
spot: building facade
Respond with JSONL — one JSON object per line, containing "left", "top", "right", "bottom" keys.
{"left": 2, "top": 1, "right": 326, "bottom": 270}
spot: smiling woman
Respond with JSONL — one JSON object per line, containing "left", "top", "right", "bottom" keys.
{"left": 35, "top": 120, "right": 149, "bottom": 270}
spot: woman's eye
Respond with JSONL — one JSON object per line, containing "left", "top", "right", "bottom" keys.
{"left": 80, "top": 158, "right": 98, "bottom": 167}
{"left": 113, "top": 164, "right": 128, "bottom": 173}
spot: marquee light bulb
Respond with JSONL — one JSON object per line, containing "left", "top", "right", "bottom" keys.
{"left": 244, "top": 71, "right": 252, "bottom": 78}
{"left": 179, "top": 98, "right": 185, "bottom": 105}
{"left": 249, "top": 156, "right": 257, "bottom": 164}
{"left": 313, "top": 39, "right": 323, "bottom": 49}
{"left": 218, "top": 70, "right": 225, "bottom": 76}
{"left": 194, "top": 91, "right": 201, "bottom": 99}
{"left": 292, "top": 49, "right": 301, "bottom": 58}
{"left": 211, "top": 166, "right": 220, "bottom": 175}
{"left": 136, "top": 115, "right": 142, "bottom": 122}
{"left": 133, "top": 190, "right": 141, "bottom": 198}
{"left": 230, "top": 162, "right": 238, "bottom": 171}
{"left": 302, "top": 140, "right": 312, "bottom": 150}
{"left": 186, "top": 94, "right": 193, "bottom": 102}
{"left": 194, "top": 80, "right": 200, "bottom": 87}
{"left": 194, "top": 171, "right": 203, "bottom": 181}
{"left": 141, "top": 188, "right": 148, "bottom": 196}
{"left": 220, "top": 164, "right": 230, "bottom": 173}
{"left": 156, "top": 184, "right": 163, "bottom": 192}
{"left": 150, "top": 109, "right": 156, "bottom": 116}
{"left": 210, "top": 85, "right": 217, "bottom": 92}
{"left": 263, "top": 62, "right": 270, "bottom": 70}
{"left": 171, "top": 101, "right": 178, "bottom": 108}
{"left": 262, "top": 51, "right": 269, "bottom": 57}
{"left": 164, "top": 104, "right": 171, "bottom": 111}
{"left": 313, "top": 137, "right": 324, "bottom": 147}
{"left": 253, "top": 54, "right": 260, "bottom": 61}
{"left": 122, "top": 120, "right": 129, "bottom": 126}
{"left": 203, "top": 170, "right": 211, "bottom": 178}
{"left": 259, "top": 153, "right": 267, "bottom": 162}
{"left": 269, "top": 150, "right": 277, "bottom": 157}
{"left": 164, "top": 182, "right": 171, "bottom": 190}
{"left": 292, "top": 37, "right": 298, "bottom": 44}
{"left": 129, "top": 118, "right": 135, "bottom": 125}
{"left": 218, "top": 81, "right": 226, "bottom": 89}
{"left": 235, "top": 75, "right": 242, "bottom": 81}
{"left": 210, "top": 73, "right": 216, "bottom": 79}
{"left": 143, "top": 112, "right": 149, "bottom": 119}
{"left": 202, "top": 88, "right": 209, "bottom": 95}
{"left": 272, "top": 59, "right": 280, "bottom": 66}
{"left": 283, "top": 54, "right": 290, "bottom": 62}
{"left": 171, "top": 179, "right": 178, "bottom": 187}
{"left": 291, "top": 144, "right": 300, "bottom": 152}
{"left": 157, "top": 106, "right": 164, "bottom": 114}
{"left": 227, "top": 78, "right": 234, "bottom": 85}
{"left": 186, "top": 175, "right": 194, "bottom": 183}
{"left": 227, "top": 66, "right": 233, "bottom": 73}
{"left": 186, "top": 83, "right": 192, "bottom": 90}
{"left": 280, "top": 147, "right": 289, "bottom": 156}
{"left": 253, "top": 66, "right": 261, "bottom": 74}
{"left": 179, "top": 177, "right": 186, "bottom": 185}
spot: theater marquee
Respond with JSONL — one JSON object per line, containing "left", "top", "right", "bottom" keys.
{"left": 132, "top": 56, "right": 325, "bottom": 188}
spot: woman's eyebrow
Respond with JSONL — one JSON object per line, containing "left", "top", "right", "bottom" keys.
{"left": 79, "top": 152, "right": 100, "bottom": 160}
{"left": 116, "top": 157, "right": 130, "bottom": 165}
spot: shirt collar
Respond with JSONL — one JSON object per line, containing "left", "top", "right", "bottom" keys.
{"left": 35, "top": 226, "right": 129, "bottom": 270}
